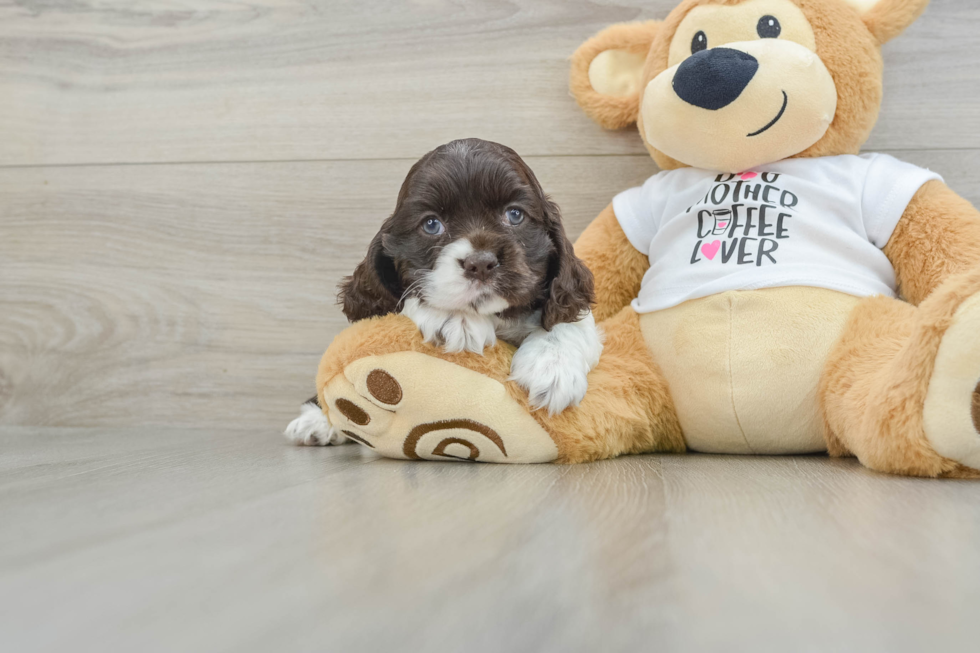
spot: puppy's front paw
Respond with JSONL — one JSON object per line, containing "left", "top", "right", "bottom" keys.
{"left": 284, "top": 403, "right": 348, "bottom": 446}
{"left": 510, "top": 341, "right": 590, "bottom": 415}
{"left": 510, "top": 313, "right": 603, "bottom": 415}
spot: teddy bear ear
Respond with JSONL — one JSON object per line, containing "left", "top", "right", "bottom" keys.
{"left": 841, "top": 0, "right": 930, "bottom": 44}
{"left": 570, "top": 21, "right": 660, "bottom": 130}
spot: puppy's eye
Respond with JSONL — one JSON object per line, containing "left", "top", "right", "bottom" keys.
{"left": 505, "top": 208, "right": 525, "bottom": 226}
{"left": 757, "top": 16, "right": 781, "bottom": 39}
{"left": 691, "top": 31, "right": 708, "bottom": 54}
{"left": 422, "top": 217, "right": 445, "bottom": 236}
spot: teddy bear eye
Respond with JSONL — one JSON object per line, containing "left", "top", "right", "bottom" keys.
{"left": 691, "top": 30, "right": 708, "bottom": 55}
{"left": 757, "top": 15, "right": 781, "bottom": 39}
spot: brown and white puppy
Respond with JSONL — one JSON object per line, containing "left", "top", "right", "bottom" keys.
{"left": 285, "top": 139, "right": 603, "bottom": 446}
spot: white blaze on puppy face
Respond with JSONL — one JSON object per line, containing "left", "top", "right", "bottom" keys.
{"left": 421, "top": 237, "right": 509, "bottom": 315}
{"left": 640, "top": 0, "right": 838, "bottom": 173}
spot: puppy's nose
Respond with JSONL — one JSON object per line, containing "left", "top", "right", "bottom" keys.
{"left": 461, "top": 250, "right": 499, "bottom": 282}
{"left": 672, "top": 47, "right": 759, "bottom": 111}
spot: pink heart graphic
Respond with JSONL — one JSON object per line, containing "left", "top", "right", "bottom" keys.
{"left": 739, "top": 171, "right": 758, "bottom": 180}
{"left": 718, "top": 222, "right": 728, "bottom": 229}
{"left": 701, "top": 240, "right": 721, "bottom": 260}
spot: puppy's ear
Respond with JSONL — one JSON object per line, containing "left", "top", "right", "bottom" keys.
{"left": 541, "top": 200, "right": 595, "bottom": 331}
{"left": 842, "top": 0, "right": 929, "bottom": 44}
{"left": 337, "top": 231, "right": 402, "bottom": 322}
{"left": 570, "top": 21, "right": 660, "bottom": 130}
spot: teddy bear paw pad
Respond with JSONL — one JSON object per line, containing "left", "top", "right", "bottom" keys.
{"left": 321, "top": 352, "right": 559, "bottom": 463}
{"left": 923, "top": 293, "right": 980, "bottom": 470}
{"left": 972, "top": 381, "right": 980, "bottom": 436}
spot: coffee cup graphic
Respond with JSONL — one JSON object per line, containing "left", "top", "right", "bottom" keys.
{"left": 712, "top": 209, "right": 732, "bottom": 235}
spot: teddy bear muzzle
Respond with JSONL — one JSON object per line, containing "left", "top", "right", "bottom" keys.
{"left": 641, "top": 38, "right": 837, "bottom": 173}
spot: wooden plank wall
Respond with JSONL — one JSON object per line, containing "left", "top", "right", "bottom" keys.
{"left": 1, "top": 0, "right": 979, "bottom": 430}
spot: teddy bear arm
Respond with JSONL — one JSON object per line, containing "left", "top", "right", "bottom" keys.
{"left": 573, "top": 203, "right": 650, "bottom": 322}
{"left": 883, "top": 180, "right": 980, "bottom": 305}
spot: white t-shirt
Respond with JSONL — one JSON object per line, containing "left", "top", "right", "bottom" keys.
{"left": 613, "top": 154, "right": 942, "bottom": 313}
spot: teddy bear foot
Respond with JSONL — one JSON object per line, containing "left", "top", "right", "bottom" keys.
{"left": 923, "top": 292, "right": 980, "bottom": 470}
{"left": 322, "top": 351, "right": 560, "bottom": 463}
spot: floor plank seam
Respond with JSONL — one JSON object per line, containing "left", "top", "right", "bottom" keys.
{"left": 3, "top": 148, "right": 974, "bottom": 171}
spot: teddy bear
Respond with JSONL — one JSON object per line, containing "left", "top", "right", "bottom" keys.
{"left": 315, "top": 0, "right": 980, "bottom": 478}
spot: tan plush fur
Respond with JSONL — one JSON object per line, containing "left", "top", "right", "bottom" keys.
{"left": 821, "top": 269, "right": 980, "bottom": 478}
{"left": 572, "top": 204, "right": 650, "bottom": 322}
{"left": 862, "top": 0, "right": 930, "bottom": 43}
{"left": 569, "top": 21, "right": 661, "bottom": 130}
{"left": 883, "top": 180, "right": 980, "bottom": 305}
{"left": 642, "top": 287, "right": 860, "bottom": 455}
{"left": 794, "top": 0, "right": 885, "bottom": 160}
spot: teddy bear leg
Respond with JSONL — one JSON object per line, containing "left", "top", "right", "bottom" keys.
{"left": 820, "top": 270, "right": 980, "bottom": 478}
{"left": 318, "top": 308, "right": 686, "bottom": 463}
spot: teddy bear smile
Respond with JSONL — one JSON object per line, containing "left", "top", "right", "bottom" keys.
{"left": 747, "top": 90, "right": 788, "bottom": 137}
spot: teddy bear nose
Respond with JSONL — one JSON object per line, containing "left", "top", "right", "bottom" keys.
{"left": 461, "top": 250, "right": 499, "bottom": 282}
{"left": 672, "top": 47, "right": 759, "bottom": 111}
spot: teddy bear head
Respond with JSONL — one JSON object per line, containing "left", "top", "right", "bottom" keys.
{"left": 571, "top": 0, "right": 929, "bottom": 173}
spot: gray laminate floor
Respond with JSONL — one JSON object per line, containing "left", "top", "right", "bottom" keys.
{"left": 2, "top": 426, "right": 978, "bottom": 652}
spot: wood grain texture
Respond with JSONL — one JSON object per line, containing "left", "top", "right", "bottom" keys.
{"left": 1, "top": 0, "right": 979, "bottom": 166}
{"left": 2, "top": 427, "right": 979, "bottom": 652}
